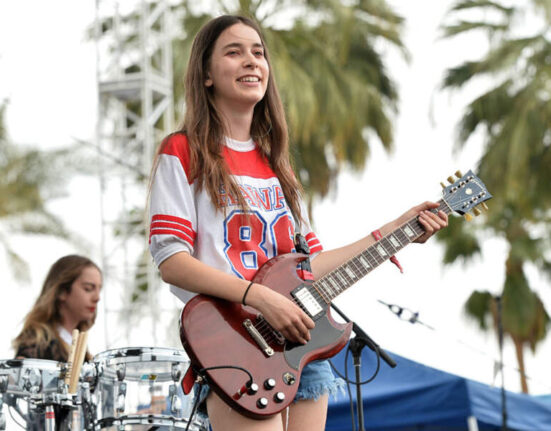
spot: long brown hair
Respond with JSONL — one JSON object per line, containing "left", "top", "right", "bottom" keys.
{"left": 153, "top": 15, "right": 303, "bottom": 221}
{"left": 13, "top": 255, "right": 101, "bottom": 360}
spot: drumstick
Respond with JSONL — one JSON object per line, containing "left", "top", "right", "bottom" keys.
{"left": 64, "top": 329, "right": 80, "bottom": 385}
{"left": 69, "top": 331, "right": 88, "bottom": 393}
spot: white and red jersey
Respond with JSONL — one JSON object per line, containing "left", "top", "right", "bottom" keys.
{"left": 148, "top": 133, "right": 322, "bottom": 298}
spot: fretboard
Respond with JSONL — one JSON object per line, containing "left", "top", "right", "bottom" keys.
{"left": 312, "top": 200, "right": 452, "bottom": 303}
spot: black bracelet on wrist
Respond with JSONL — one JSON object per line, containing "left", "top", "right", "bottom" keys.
{"left": 242, "top": 281, "right": 254, "bottom": 306}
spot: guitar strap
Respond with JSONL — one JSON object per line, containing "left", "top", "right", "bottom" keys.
{"left": 291, "top": 210, "right": 315, "bottom": 281}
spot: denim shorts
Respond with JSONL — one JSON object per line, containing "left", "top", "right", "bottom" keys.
{"left": 191, "top": 359, "right": 344, "bottom": 422}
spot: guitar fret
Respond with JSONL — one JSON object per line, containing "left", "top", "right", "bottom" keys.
{"left": 389, "top": 234, "right": 402, "bottom": 249}
{"left": 367, "top": 247, "right": 383, "bottom": 265}
{"left": 397, "top": 227, "right": 410, "bottom": 243}
{"left": 352, "top": 257, "right": 367, "bottom": 276}
{"left": 403, "top": 224, "right": 416, "bottom": 239}
{"left": 350, "top": 257, "right": 366, "bottom": 278}
{"left": 327, "top": 275, "right": 341, "bottom": 293}
{"left": 376, "top": 243, "right": 388, "bottom": 257}
{"left": 310, "top": 283, "right": 329, "bottom": 304}
{"left": 381, "top": 237, "right": 397, "bottom": 254}
{"left": 319, "top": 279, "right": 336, "bottom": 298}
{"left": 358, "top": 255, "right": 370, "bottom": 270}
{"left": 340, "top": 265, "right": 356, "bottom": 284}
{"left": 344, "top": 266, "right": 357, "bottom": 280}
{"left": 335, "top": 271, "right": 347, "bottom": 287}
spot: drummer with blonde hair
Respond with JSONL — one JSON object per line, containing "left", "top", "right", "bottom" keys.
{"left": 13, "top": 255, "right": 102, "bottom": 362}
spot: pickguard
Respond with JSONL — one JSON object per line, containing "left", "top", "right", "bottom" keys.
{"left": 284, "top": 312, "right": 344, "bottom": 370}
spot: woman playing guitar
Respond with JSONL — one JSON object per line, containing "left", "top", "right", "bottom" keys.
{"left": 148, "top": 15, "right": 447, "bottom": 431}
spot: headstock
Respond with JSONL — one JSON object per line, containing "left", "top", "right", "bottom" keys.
{"left": 441, "top": 170, "right": 492, "bottom": 220}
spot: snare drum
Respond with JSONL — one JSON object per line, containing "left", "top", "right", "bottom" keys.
{"left": 0, "top": 358, "right": 77, "bottom": 430}
{"left": 0, "top": 358, "right": 64, "bottom": 397}
{"left": 92, "top": 347, "right": 208, "bottom": 430}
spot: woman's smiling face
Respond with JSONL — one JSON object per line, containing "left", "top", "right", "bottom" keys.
{"left": 205, "top": 23, "right": 269, "bottom": 113}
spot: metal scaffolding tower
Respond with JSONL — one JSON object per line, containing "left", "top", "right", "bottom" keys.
{"left": 94, "top": 0, "right": 174, "bottom": 347}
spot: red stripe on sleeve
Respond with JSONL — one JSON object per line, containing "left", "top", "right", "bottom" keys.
{"left": 151, "top": 214, "right": 193, "bottom": 230}
{"left": 150, "top": 222, "right": 196, "bottom": 240}
{"left": 305, "top": 232, "right": 323, "bottom": 254}
{"left": 149, "top": 214, "right": 196, "bottom": 247}
{"left": 149, "top": 228, "right": 195, "bottom": 247}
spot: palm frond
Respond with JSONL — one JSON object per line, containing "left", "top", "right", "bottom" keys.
{"left": 464, "top": 290, "right": 494, "bottom": 330}
{"left": 449, "top": 0, "right": 515, "bottom": 15}
{"left": 0, "top": 231, "right": 31, "bottom": 282}
{"left": 442, "top": 20, "right": 509, "bottom": 38}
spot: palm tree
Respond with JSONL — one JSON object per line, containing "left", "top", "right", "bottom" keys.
{"left": 439, "top": 0, "right": 551, "bottom": 393}
{"left": 172, "top": 0, "right": 406, "bottom": 213}
{"left": 0, "top": 102, "right": 86, "bottom": 280}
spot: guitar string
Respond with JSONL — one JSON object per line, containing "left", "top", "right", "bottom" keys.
{"left": 250, "top": 197, "right": 467, "bottom": 348}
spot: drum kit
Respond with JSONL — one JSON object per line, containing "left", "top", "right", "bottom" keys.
{"left": 0, "top": 347, "right": 209, "bottom": 430}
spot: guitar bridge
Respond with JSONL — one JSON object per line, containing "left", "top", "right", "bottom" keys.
{"left": 243, "top": 319, "right": 274, "bottom": 357}
{"left": 257, "top": 315, "right": 285, "bottom": 345}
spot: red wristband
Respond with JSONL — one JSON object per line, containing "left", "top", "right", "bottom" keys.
{"left": 372, "top": 229, "right": 403, "bottom": 273}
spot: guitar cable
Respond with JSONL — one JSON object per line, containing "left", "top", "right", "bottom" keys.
{"left": 8, "top": 406, "right": 26, "bottom": 430}
{"left": 6, "top": 394, "right": 27, "bottom": 430}
{"left": 329, "top": 345, "right": 382, "bottom": 431}
{"left": 183, "top": 364, "right": 254, "bottom": 431}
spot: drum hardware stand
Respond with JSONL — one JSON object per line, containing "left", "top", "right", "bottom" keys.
{"left": 330, "top": 303, "right": 396, "bottom": 431}
{"left": 115, "top": 363, "right": 127, "bottom": 414}
{"left": 0, "top": 399, "right": 5, "bottom": 430}
{"left": 0, "top": 374, "right": 8, "bottom": 430}
{"left": 169, "top": 363, "right": 183, "bottom": 414}
{"left": 79, "top": 363, "right": 98, "bottom": 430}
{"left": 30, "top": 390, "right": 80, "bottom": 431}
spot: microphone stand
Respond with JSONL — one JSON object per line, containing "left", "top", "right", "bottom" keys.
{"left": 495, "top": 296, "right": 508, "bottom": 430}
{"left": 292, "top": 234, "right": 396, "bottom": 429}
{"left": 331, "top": 303, "right": 396, "bottom": 431}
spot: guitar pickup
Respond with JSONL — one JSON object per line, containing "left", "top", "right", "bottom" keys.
{"left": 291, "top": 285, "right": 323, "bottom": 318}
{"left": 243, "top": 319, "right": 274, "bottom": 357}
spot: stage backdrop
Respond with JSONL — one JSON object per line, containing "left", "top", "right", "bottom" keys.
{"left": 326, "top": 343, "right": 551, "bottom": 431}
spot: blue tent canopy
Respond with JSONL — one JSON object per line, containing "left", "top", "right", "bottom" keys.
{"left": 326, "top": 344, "right": 551, "bottom": 431}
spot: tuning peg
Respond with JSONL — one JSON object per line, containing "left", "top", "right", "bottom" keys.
{"left": 447, "top": 176, "right": 456, "bottom": 184}
{"left": 464, "top": 213, "right": 473, "bottom": 222}
{"left": 481, "top": 202, "right": 489, "bottom": 211}
{"left": 440, "top": 182, "right": 447, "bottom": 189}
{"left": 455, "top": 170, "right": 463, "bottom": 178}
{"left": 473, "top": 207, "right": 482, "bottom": 216}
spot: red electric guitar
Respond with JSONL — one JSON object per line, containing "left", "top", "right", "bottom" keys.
{"left": 179, "top": 170, "right": 492, "bottom": 419}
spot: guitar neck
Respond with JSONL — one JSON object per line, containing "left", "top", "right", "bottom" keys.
{"left": 313, "top": 199, "right": 452, "bottom": 302}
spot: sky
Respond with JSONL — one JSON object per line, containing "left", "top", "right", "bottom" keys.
{"left": 0, "top": 0, "right": 550, "bottom": 407}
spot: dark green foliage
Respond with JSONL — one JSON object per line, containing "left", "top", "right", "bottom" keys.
{"left": 464, "top": 290, "right": 494, "bottom": 330}
{"left": 441, "top": 0, "right": 551, "bottom": 392}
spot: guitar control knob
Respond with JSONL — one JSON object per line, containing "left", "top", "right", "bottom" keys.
{"left": 274, "top": 392, "right": 285, "bottom": 403}
{"left": 264, "top": 378, "right": 276, "bottom": 390}
{"left": 257, "top": 397, "right": 269, "bottom": 409}
{"left": 247, "top": 383, "right": 259, "bottom": 395}
{"left": 283, "top": 372, "right": 296, "bottom": 385}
